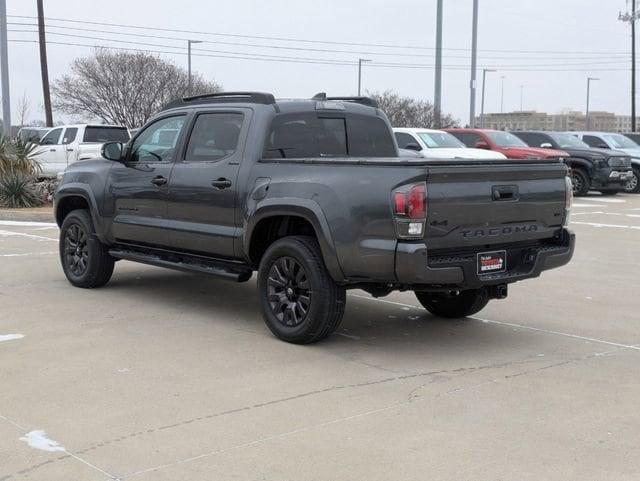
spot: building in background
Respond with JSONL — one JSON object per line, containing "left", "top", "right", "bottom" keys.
{"left": 477, "top": 110, "right": 632, "bottom": 132}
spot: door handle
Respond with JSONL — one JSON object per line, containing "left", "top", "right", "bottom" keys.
{"left": 49, "top": 148, "right": 56, "bottom": 152}
{"left": 151, "top": 176, "right": 168, "bottom": 186}
{"left": 66, "top": 148, "right": 74, "bottom": 152}
{"left": 211, "top": 178, "right": 232, "bottom": 189}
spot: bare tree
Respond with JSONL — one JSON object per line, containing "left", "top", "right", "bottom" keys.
{"left": 16, "top": 93, "right": 31, "bottom": 127}
{"left": 369, "top": 90, "right": 459, "bottom": 128}
{"left": 52, "top": 49, "right": 222, "bottom": 129}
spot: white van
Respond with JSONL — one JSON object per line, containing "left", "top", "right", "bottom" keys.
{"left": 36, "top": 124, "right": 130, "bottom": 177}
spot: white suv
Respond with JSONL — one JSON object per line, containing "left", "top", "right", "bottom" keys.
{"left": 393, "top": 128, "right": 506, "bottom": 160}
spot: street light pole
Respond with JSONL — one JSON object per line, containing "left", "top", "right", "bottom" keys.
{"left": 469, "top": 0, "right": 479, "bottom": 127}
{"left": 434, "top": 0, "right": 443, "bottom": 128}
{"left": 520, "top": 85, "right": 524, "bottom": 111}
{"left": 187, "top": 40, "right": 202, "bottom": 94}
{"left": 500, "top": 75, "right": 506, "bottom": 113}
{"left": 357, "top": 58, "right": 371, "bottom": 96}
{"left": 480, "top": 68, "right": 495, "bottom": 128}
{"left": 0, "top": 0, "right": 11, "bottom": 135}
{"left": 586, "top": 77, "right": 599, "bottom": 130}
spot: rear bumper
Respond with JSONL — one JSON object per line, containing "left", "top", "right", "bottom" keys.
{"left": 395, "top": 229, "right": 575, "bottom": 289}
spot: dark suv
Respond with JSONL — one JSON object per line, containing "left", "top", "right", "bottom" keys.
{"left": 512, "top": 131, "right": 632, "bottom": 196}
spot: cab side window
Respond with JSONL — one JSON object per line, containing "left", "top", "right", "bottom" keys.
{"left": 520, "top": 133, "right": 547, "bottom": 147}
{"left": 461, "top": 133, "right": 482, "bottom": 147}
{"left": 40, "top": 128, "right": 62, "bottom": 146}
{"left": 582, "top": 135, "right": 607, "bottom": 149}
{"left": 184, "top": 113, "right": 243, "bottom": 162}
{"left": 395, "top": 132, "right": 420, "bottom": 150}
{"left": 130, "top": 116, "right": 186, "bottom": 163}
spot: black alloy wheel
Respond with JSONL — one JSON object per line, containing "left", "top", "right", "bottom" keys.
{"left": 267, "top": 256, "right": 312, "bottom": 327}
{"left": 63, "top": 223, "right": 89, "bottom": 277}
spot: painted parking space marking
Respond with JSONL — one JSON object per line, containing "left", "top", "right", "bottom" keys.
{"left": 572, "top": 203, "right": 606, "bottom": 208}
{"left": 0, "top": 334, "right": 24, "bottom": 343}
{"left": 348, "top": 294, "right": 640, "bottom": 351}
{"left": 572, "top": 221, "right": 640, "bottom": 230}
{"left": 0, "top": 229, "right": 58, "bottom": 242}
{"left": 584, "top": 197, "right": 626, "bottom": 203}
{"left": 0, "top": 251, "right": 58, "bottom": 257}
{"left": 0, "top": 220, "right": 58, "bottom": 227}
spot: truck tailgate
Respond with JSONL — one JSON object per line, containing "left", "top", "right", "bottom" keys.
{"left": 424, "top": 161, "right": 568, "bottom": 251}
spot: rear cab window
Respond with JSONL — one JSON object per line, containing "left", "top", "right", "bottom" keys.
{"left": 83, "top": 126, "right": 130, "bottom": 143}
{"left": 264, "top": 112, "right": 395, "bottom": 159}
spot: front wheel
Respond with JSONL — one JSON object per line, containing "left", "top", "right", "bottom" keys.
{"left": 257, "top": 236, "right": 346, "bottom": 344}
{"left": 415, "top": 289, "right": 489, "bottom": 319}
{"left": 59, "top": 209, "right": 114, "bottom": 288}
{"left": 570, "top": 169, "right": 590, "bottom": 197}
{"left": 624, "top": 167, "right": 640, "bottom": 193}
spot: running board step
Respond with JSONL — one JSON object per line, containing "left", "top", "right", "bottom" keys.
{"left": 109, "top": 249, "right": 253, "bottom": 282}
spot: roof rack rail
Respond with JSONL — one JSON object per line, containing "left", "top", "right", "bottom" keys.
{"left": 162, "top": 91, "right": 276, "bottom": 110}
{"left": 311, "top": 93, "right": 378, "bottom": 108}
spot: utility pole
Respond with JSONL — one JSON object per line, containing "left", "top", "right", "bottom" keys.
{"left": 37, "top": 0, "right": 53, "bottom": 127}
{"left": 480, "top": 68, "right": 495, "bottom": 128}
{"left": 586, "top": 77, "right": 599, "bottom": 130}
{"left": 520, "top": 85, "right": 524, "bottom": 111}
{"left": 0, "top": 0, "right": 11, "bottom": 135}
{"left": 620, "top": 0, "right": 638, "bottom": 131}
{"left": 469, "top": 0, "right": 479, "bottom": 127}
{"left": 357, "top": 58, "right": 371, "bottom": 96}
{"left": 500, "top": 76, "right": 506, "bottom": 113}
{"left": 187, "top": 40, "right": 202, "bottom": 94}
{"left": 433, "top": 0, "right": 443, "bottom": 128}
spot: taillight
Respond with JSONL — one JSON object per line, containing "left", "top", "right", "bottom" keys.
{"left": 564, "top": 176, "right": 572, "bottom": 226}
{"left": 392, "top": 182, "right": 427, "bottom": 238}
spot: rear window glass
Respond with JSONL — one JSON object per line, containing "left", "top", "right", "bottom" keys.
{"left": 83, "top": 127, "right": 130, "bottom": 143}
{"left": 264, "top": 114, "right": 347, "bottom": 158}
{"left": 264, "top": 113, "right": 394, "bottom": 159}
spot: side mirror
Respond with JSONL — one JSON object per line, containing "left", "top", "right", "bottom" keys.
{"left": 540, "top": 143, "right": 553, "bottom": 148}
{"left": 405, "top": 143, "right": 422, "bottom": 151}
{"left": 475, "top": 141, "right": 490, "bottom": 150}
{"left": 102, "top": 142, "right": 124, "bottom": 161}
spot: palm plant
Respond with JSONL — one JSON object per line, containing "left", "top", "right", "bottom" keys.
{"left": 0, "top": 135, "right": 41, "bottom": 177}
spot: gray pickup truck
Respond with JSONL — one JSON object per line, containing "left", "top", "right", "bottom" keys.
{"left": 54, "top": 92, "right": 575, "bottom": 344}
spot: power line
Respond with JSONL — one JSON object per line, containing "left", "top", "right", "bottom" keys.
{"left": 6, "top": 14, "right": 634, "bottom": 56}
{"left": 7, "top": 21, "right": 631, "bottom": 60}
{"left": 8, "top": 38, "right": 635, "bottom": 72}
{"left": 8, "top": 30, "right": 632, "bottom": 69}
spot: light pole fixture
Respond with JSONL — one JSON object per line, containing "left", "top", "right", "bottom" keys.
{"left": 480, "top": 69, "right": 496, "bottom": 128}
{"left": 358, "top": 59, "right": 372, "bottom": 96}
{"left": 586, "top": 77, "right": 599, "bottom": 130}
{"left": 500, "top": 75, "right": 506, "bottom": 113}
{"left": 187, "top": 39, "right": 203, "bottom": 94}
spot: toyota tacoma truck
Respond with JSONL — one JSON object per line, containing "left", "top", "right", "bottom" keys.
{"left": 512, "top": 131, "right": 633, "bottom": 196}
{"left": 54, "top": 92, "right": 575, "bottom": 344}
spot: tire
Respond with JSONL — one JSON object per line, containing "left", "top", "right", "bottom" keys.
{"left": 59, "top": 209, "right": 115, "bottom": 288}
{"left": 257, "top": 236, "right": 346, "bottom": 344}
{"left": 570, "top": 168, "right": 590, "bottom": 197}
{"left": 415, "top": 289, "right": 490, "bottom": 319}
{"left": 599, "top": 190, "right": 618, "bottom": 196}
{"left": 624, "top": 167, "right": 640, "bottom": 193}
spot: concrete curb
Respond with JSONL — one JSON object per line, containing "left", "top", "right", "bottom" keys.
{"left": 0, "top": 207, "right": 55, "bottom": 223}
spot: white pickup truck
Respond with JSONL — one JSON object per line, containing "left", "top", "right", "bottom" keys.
{"left": 35, "top": 124, "right": 130, "bottom": 177}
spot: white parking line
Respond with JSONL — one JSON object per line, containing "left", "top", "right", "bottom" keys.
{"left": 0, "top": 220, "right": 57, "bottom": 227}
{"left": 573, "top": 203, "right": 605, "bottom": 208}
{"left": 0, "top": 334, "right": 24, "bottom": 343}
{"left": 348, "top": 294, "right": 640, "bottom": 351}
{"left": 0, "top": 251, "right": 58, "bottom": 257}
{"left": 585, "top": 198, "right": 627, "bottom": 203}
{"left": 572, "top": 221, "right": 640, "bottom": 230}
{"left": 572, "top": 211, "right": 640, "bottom": 218}
{"left": 0, "top": 229, "right": 58, "bottom": 242}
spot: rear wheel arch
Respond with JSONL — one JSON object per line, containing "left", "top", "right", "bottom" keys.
{"left": 245, "top": 204, "right": 344, "bottom": 282}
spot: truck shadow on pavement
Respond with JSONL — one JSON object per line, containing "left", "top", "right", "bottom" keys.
{"left": 101, "top": 266, "right": 530, "bottom": 357}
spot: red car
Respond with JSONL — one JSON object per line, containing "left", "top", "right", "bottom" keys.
{"left": 445, "top": 128, "right": 569, "bottom": 160}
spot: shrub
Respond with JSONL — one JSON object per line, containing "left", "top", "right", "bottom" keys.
{"left": 0, "top": 135, "right": 41, "bottom": 177}
{"left": 0, "top": 171, "right": 44, "bottom": 208}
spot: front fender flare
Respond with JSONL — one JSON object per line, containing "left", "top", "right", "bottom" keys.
{"left": 54, "top": 184, "right": 106, "bottom": 242}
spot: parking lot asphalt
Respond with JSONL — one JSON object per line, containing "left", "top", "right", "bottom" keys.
{"left": 1, "top": 193, "right": 639, "bottom": 481}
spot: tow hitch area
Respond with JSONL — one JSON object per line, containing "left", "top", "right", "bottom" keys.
{"left": 487, "top": 284, "right": 508, "bottom": 300}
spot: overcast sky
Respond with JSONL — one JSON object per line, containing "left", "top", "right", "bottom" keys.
{"left": 3, "top": 0, "right": 637, "bottom": 125}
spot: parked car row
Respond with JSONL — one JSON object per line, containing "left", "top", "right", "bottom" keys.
{"left": 393, "top": 126, "right": 637, "bottom": 196}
